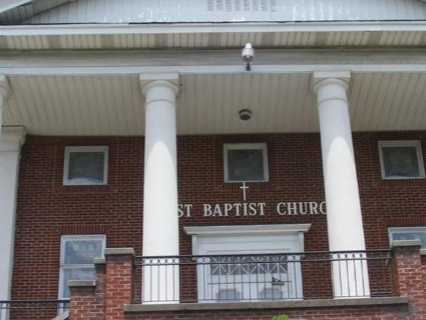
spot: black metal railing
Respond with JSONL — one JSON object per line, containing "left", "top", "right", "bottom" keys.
{"left": 0, "top": 300, "right": 69, "bottom": 320}
{"left": 134, "top": 250, "right": 393, "bottom": 304}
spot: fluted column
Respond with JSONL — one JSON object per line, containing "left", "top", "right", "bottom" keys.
{"left": 313, "top": 71, "right": 370, "bottom": 298}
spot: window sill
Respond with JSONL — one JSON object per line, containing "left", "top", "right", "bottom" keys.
{"left": 381, "top": 176, "right": 425, "bottom": 181}
{"left": 124, "top": 297, "right": 408, "bottom": 313}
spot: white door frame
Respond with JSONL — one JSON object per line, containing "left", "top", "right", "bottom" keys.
{"left": 184, "top": 224, "right": 311, "bottom": 303}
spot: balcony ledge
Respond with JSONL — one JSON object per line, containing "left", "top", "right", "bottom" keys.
{"left": 124, "top": 297, "right": 408, "bottom": 313}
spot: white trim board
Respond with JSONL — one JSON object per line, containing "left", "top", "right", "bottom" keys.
{"left": 3, "top": 49, "right": 426, "bottom": 75}
{"left": 184, "top": 224, "right": 312, "bottom": 236}
{"left": 4, "top": 21, "right": 426, "bottom": 36}
{"left": 7, "top": 64, "right": 426, "bottom": 76}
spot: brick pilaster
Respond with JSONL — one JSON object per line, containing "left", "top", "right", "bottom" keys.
{"left": 104, "top": 248, "right": 135, "bottom": 320}
{"left": 93, "top": 257, "right": 106, "bottom": 320}
{"left": 69, "top": 280, "right": 97, "bottom": 320}
{"left": 392, "top": 240, "right": 426, "bottom": 318}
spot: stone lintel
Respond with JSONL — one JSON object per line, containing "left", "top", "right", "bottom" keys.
{"left": 124, "top": 297, "right": 408, "bottom": 313}
{"left": 104, "top": 248, "right": 135, "bottom": 256}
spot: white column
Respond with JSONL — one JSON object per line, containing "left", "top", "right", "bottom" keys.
{"left": 140, "top": 74, "right": 180, "bottom": 304}
{"left": 313, "top": 72, "right": 370, "bottom": 298}
{"left": 0, "top": 127, "right": 26, "bottom": 301}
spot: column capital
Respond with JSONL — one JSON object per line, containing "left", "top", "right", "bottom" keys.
{"left": 0, "top": 127, "right": 26, "bottom": 152}
{"left": 139, "top": 73, "right": 180, "bottom": 97}
{"left": 312, "top": 71, "right": 351, "bottom": 94}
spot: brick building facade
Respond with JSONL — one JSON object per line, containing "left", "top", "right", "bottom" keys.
{"left": 11, "top": 132, "right": 426, "bottom": 301}
{"left": 3, "top": 1, "right": 426, "bottom": 319}
{"left": 6, "top": 132, "right": 426, "bottom": 320}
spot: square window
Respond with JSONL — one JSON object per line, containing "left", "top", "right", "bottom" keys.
{"left": 378, "top": 141, "right": 425, "bottom": 179}
{"left": 59, "top": 235, "right": 106, "bottom": 299}
{"left": 63, "top": 146, "right": 108, "bottom": 185}
{"left": 224, "top": 143, "right": 269, "bottom": 183}
{"left": 388, "top": 227, "right": 426, "bottom": 249}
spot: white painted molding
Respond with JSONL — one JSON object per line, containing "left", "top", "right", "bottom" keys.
{"left": 140, "top": 73, "right": 180, "bottom": 82}
{"left": 139, "top": 73, "right": 180, "bottom": 98}
{"left": 184, "top": 224, "right": 311, "bottom": 236}
{"left": 6, "top": 64, "right": 426, "bottom": 76}
{"left": 313, "top": 71, "right": 351, "bottom": 80}
{"left": 4, "top": 21, "right": 426, "bottom": 36}
{"left": 0, "top": 127, "right": 26, "bottom": 152}
{"left": 312, "top": 71, "right": 351, "bottom": 93}
{"left": 5, "top": 49, "right": 426, "bottom": 75}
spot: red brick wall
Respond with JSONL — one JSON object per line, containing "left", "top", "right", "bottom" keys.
{"left": 12, "top": 136, "right": 144, "bottom": 300}
{"left": 11, "top": 131, "right": 426, "bottom": 301}
{"left": 69, "top": 285, "right": 97, "bottom": 320}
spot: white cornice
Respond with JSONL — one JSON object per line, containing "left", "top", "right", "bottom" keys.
{"left": 0, "top": 127, "right": 26, "bottom": 152}
{"left": 4, "top": 21, "right": 426, "bottom": 36}
{"left": 184, "top": 224, "right": 311, "bottom": 236}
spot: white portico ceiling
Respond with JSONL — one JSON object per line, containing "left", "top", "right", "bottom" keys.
{"left": 4, "top": 72, "right": 426, "bottom": 136}
{"left": 4, "top": 29, "right": 426, "bottom": 50}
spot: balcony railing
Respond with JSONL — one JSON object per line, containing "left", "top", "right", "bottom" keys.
{"left": 0, "top": 300, "right": 69, "bottom": 320}
{"left": 134, "top": 250, "right": 393, "bottom": 304}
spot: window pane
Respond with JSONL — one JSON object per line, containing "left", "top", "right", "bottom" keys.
{"left": 216, "top": 289, "right": 241, "bottom": 301}
{"left": 260, "top": 287, "right": 283, "bottom": 300}
{"left": 68, "top": 152, "right": 105, "bottom": 184}
{"left": 392, "top": 231, "right": 426, "bottom": 248}
{"left": 61, "top": 268, "right": 95, "bottom": 298}
{"left": 228, "top": 149, "right": 264, "bottom": 181}
{"left": 64, "top": 239, "right": 104, "bottom": 265}
{"left": 382, "top": 146, "right": 420, "bottom": 178}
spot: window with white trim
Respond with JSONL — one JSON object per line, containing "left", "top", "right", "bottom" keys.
{"left": 59, "top": 235, "right": 106, "bottom": 299}
{"left": 63, "top": 146, "right": 109, "bottom": 185}
{"left": 389, "top": 227, "right": 426, "bottom": 249}
{"left": 378, "top": 140, "right": 425, "bottom": 180}
{"left": 224, "top": 143, "right": 269, "bottom": 183}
